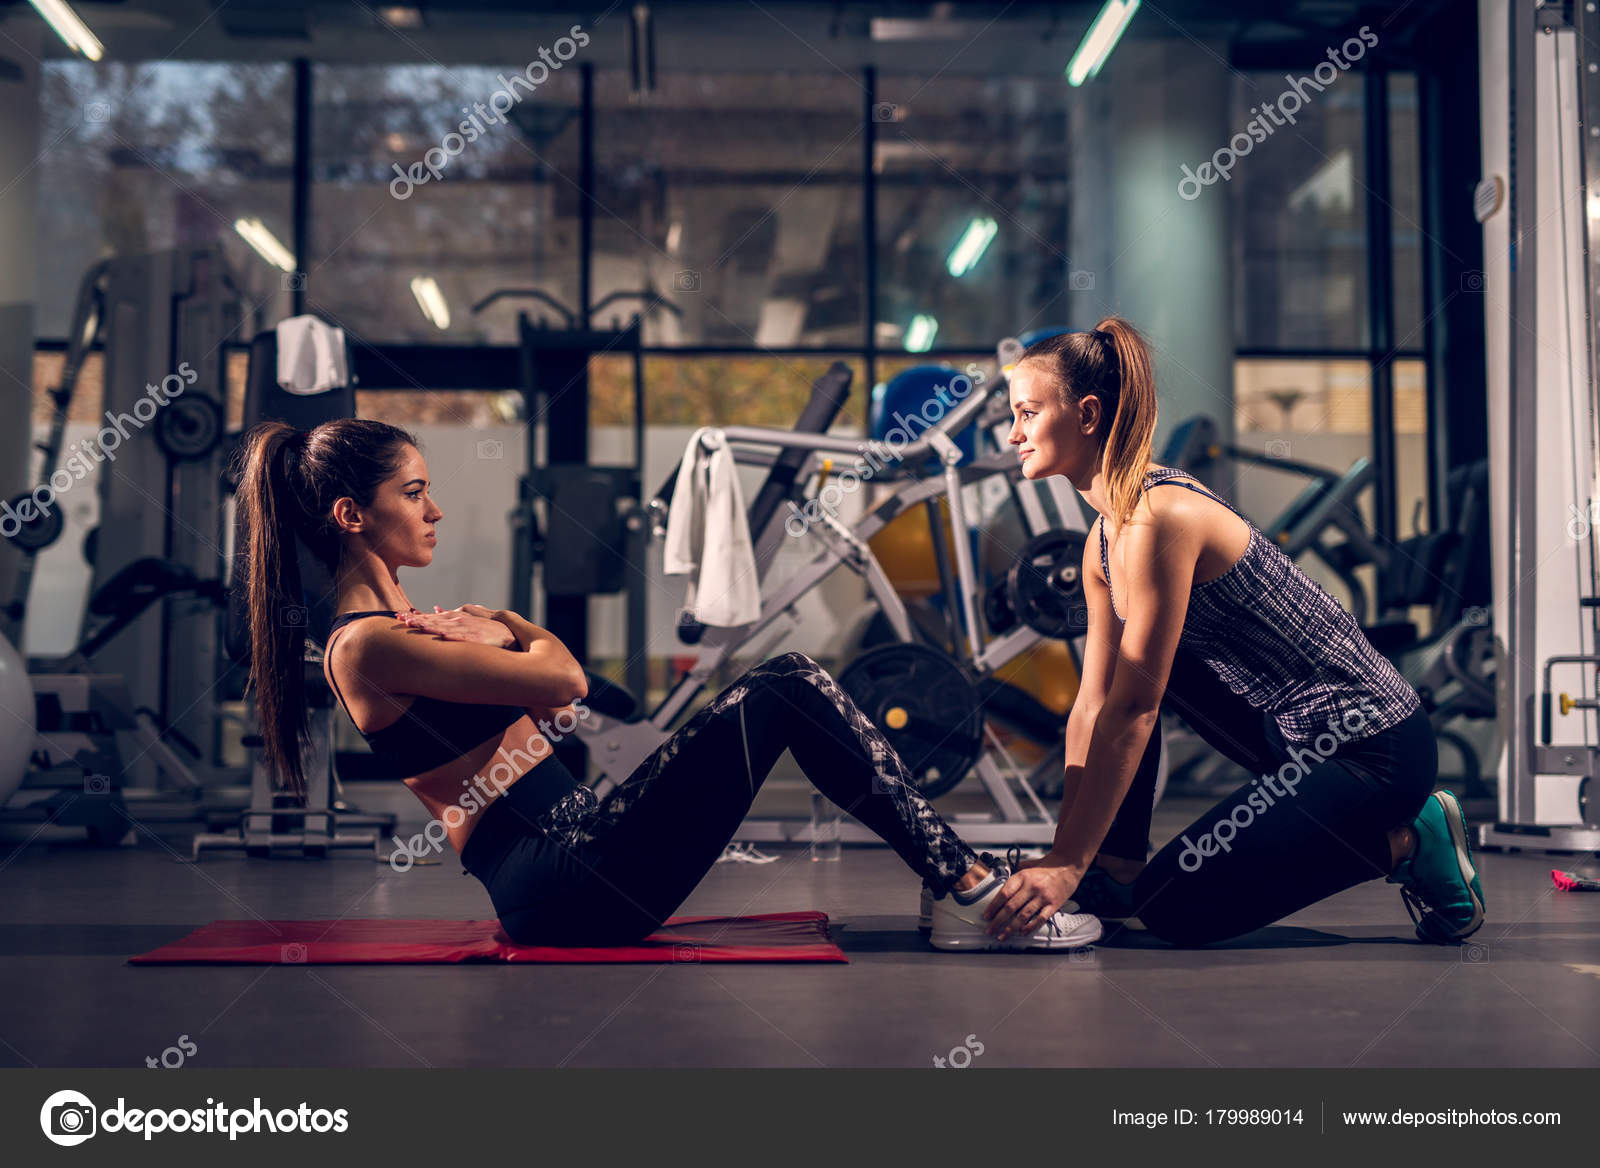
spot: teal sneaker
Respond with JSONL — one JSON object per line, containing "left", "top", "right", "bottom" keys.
{"left": 1387, "top": 790, "right": 1486, "bottom": 943}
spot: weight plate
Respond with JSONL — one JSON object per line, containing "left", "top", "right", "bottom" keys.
{"left": 3, "top": 492, "right": 65, "bottom": 551}
{"left": 983, "top": 581, "right": 1017, "bottom": 636}
{"left": 837, "top": 642, "right": 984, "bottom": 799}
{"left": 1006, "top": 529, "right": 1088, "bottom": 639}
{"left": 154, "top": 393, "right": 222, "bottom": 460}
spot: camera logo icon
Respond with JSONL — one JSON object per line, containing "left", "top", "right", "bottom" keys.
{"left": 1461, "top": 270, "right": 1486, "bottom": 292}
{"left": 476, "top": 439, "right": 503, "bottom": 460}
{"left": 873, "top": 102, "right": 900, "bottom": 123}
{"left": 282, "top": 942, "right": 308, "bottom": 963}
{"left": 280, "top": 604, "right": 308, "bottom": 629}
{"left": 40, "top": 1089, "right": 97, "bottom": 1146}
{"left": 83, "top": 774, "right": 111, "bottom": 795}
{"left": 1069, "top": 270, "right": 1096, "bottom": 291}
{"left": 672, "top": 944, "right": 701, "bottom": 963}
{"left": 282, "top": 271, "right": 307, "bottom": 293}
{"left": 1265, "top": 439, "right": 1292, "bottom": 459}
{"left": 674, "top": 269, "right": 701, "bottom": 292}
{"left": 83, "top": 102, "right": 110, "bottom": 124}
{"left": 1460, "top": 942, "right": 1489, "bottom": 964}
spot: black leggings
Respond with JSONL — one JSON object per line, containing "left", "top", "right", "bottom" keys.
{"left": 463, "top": 651, "right": 980, "bottom": 946}
{"left": 1104, "top": 649, "right": 1437, "bottom": 946}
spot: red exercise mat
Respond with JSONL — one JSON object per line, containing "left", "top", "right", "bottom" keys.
{"left": 128, "top": 911, "right": 846, "bottom": 965}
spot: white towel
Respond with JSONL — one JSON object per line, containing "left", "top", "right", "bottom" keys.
{"left": 276, "top": 315, "right": 350, "bottom": 396}
{"left": 663, "top": 427, "right": 761, "bottom": 628}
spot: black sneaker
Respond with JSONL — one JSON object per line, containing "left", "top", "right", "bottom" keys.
{"left": 1067, "top": 865, "right": 1146, "bottom": 931}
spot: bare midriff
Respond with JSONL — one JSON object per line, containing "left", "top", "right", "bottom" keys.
{"left": 398, "top": 711, "right": 574, "bottom": 855}
{"left": 322, "top": 622, "right": 573, "bottom": 856}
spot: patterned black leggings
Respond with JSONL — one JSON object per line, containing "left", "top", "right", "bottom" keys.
{"left": 474, "top": 651, "right": 980, "bottom": 945}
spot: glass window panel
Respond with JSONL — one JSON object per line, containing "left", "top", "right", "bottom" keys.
{"left": 1231, "top": 73, "right": 1367, "bottom": 349}
{"left": 1393, "top": 356, "right": 1428, "bottom": 533}
{"left": 590, "top": 354, "right": 866, "bottom": 428}
{"left": 36, "top": 62, "right": 295, "bottom": 340}
{"left": 1233, "top": 357, "right": 1375, "bottom": 612}
{"left": 1389, "top": 73, "right": 1423, "bottom": 349}
{"left": 311, "top": 64, "right": 581, "bottom": 343}
{"left": 592, "top": 72, "right": 864, "bottom": 347}
{"left": 874, "top": 76, "right": 1071, "bottom": 351}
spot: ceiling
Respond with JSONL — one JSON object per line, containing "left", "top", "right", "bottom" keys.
{"left": 0, "top": 0, "right": 1459, "bottom": 71}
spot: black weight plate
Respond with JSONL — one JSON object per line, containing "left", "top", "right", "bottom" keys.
{"left": 3, "top": 492, "right": 64, "bottom": 551}
{"left": 1006, "top": 529, "right": 1088, "bottom": 639}
{"left": 983, "top": 580, "right": 1017, "bottom": 636}
{"left": 838, "top": 642, "right": 984, "bottom": 799}
{"left": 155, "top": 393, "right": 222, "bottom": 460}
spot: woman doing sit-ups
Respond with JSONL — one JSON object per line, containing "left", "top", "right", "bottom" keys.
{"left": 236, "top": 418, "right": 1097, "bottom": 951}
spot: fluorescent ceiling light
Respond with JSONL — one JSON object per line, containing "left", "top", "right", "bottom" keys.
{"left": 1066, "top": 0, "right": 1139, "bottom": 87}
{"left": 410, "top": 276, "right": 451, "bottom": 330}
{"left": 946, "top": 217, "right": 998, "bottom": 278}
{"left": 871, "top": 18, "right": 993, "bottom": 41}
{"left": 378, "top": 6, "right": 424, "bottom": 29}
{"left": 665, "top": 221, "right": 682, "bottom": 253}
{"left": 27, "top": 0, "right": 103, "bottom": 61}
{"left": 233, "top": 217, "right": 296, "bottom": 272}
{"left": 905, "top": 314, "right": 938, "bottom": 353}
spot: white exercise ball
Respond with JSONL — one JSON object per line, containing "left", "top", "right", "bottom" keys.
{"left": 0, "top": 631, "right": 34, "bottom": 807}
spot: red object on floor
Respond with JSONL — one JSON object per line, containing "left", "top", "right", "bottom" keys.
{"left": 1552, "top": 869, "right": 1600, "bottom": 892}
{"left": 128, "top": 911, "right": 846, "bottom": 965}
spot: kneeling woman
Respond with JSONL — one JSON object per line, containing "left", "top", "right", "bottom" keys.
{"left": 984, "top": 318, "right": 1485, "bottom": 947}
{"left": 236, "top": 418, "right": 1097, "bottom": 951}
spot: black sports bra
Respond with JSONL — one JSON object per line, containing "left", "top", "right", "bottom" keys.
{"left": 323, "top": 611, "right": 527, "bottom": 775}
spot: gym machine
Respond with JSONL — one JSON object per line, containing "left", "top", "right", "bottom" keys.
{"left": 4, "top": 247, "right": 252, "bottom": 844}
{"left": 470, "top": 288, "right": 664, "bottom": 779}
{"left": 1476, "top": 0, "right": 1600, "bottom": 852}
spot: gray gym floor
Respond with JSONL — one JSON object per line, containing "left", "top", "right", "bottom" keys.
{"left": 3, "top": 781, "right": 1597, "bottom": 1069}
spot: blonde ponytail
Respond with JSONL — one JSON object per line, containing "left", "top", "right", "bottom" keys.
{"left": 1093, "top": 316, "right": 1158, "bottom": 527}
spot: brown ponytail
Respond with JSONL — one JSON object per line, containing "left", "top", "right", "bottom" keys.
{"left": 232, "top": 417, "right": 418, "bottom": 800}
{"left": 1018, "top": 315, "right": 1158, "bottom": 527}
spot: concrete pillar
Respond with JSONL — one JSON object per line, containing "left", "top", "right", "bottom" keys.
{"left": 1070, "top": 37, "right": 1235, "bottom": 456}
{"left": 0, "top": 25, "right": 42, "bottom": 648}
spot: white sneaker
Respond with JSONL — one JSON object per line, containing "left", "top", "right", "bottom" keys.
{"left": 930, "top": 869, "right": 1102, "bottom": 952}
{"left": 920, "top": 849, "right": 1048, "bottom": 934}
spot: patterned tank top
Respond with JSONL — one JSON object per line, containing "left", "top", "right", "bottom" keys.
{"left": 1097, "top": 467, "right": 1421, "bottom": 749}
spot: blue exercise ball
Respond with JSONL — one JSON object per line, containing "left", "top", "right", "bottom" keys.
{"left": 1017, "top": 326, "right": 1076, "bottom": 350}
{"left": 869, "top": 364, "right": 977, "bottom": 466}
